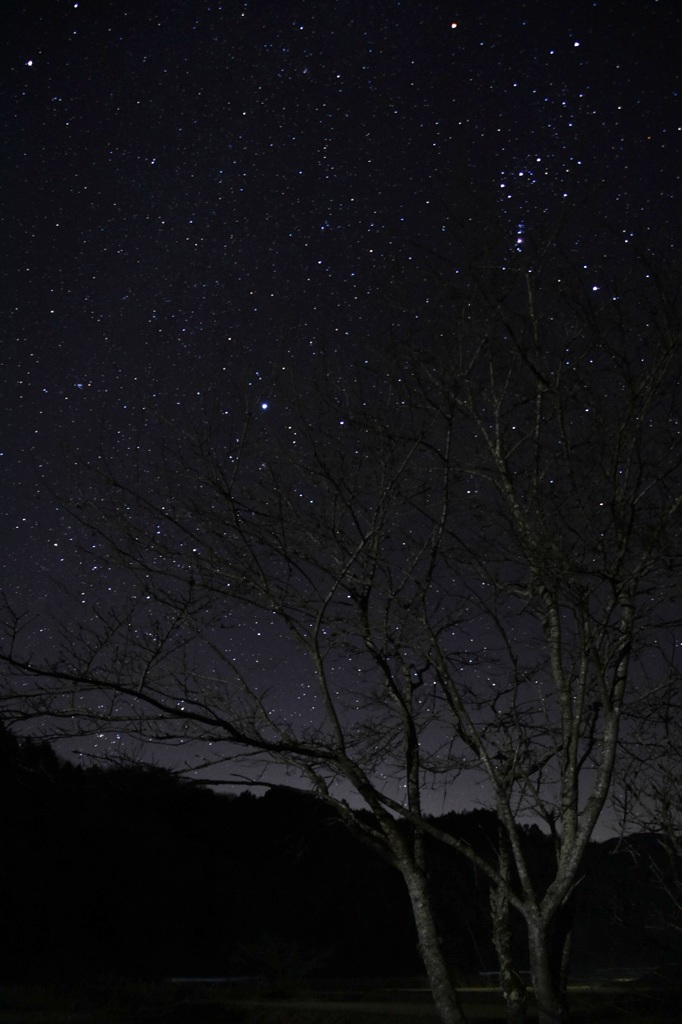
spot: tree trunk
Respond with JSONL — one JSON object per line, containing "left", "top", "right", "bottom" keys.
{"left": 490, "top": 882, "right": 527, "bottom": 1024}
{"left": 490, "top": 833, "right": 527, "bottom": 1024}
{"left": 399, "top": 857, "right": 468, "bottom": 1024}
{"left": 527, "top": 920, "right": 565, "bottom": 1024}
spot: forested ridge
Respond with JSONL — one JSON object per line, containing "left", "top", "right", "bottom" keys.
{"left": 2, "top": 728, "right": 679, "bottom": 986}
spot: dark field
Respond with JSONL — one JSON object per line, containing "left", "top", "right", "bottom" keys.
{"left": 1, "top": 976, "right": 681, "bottom": 1024}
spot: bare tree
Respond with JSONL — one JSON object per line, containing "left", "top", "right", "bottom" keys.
{"left": 613, "top": 641, "right": 682, "bottom": 937}
{"left": 401, "top": 247, "right": 682, "bottom": 1022}
{"left": 2, "top": 363, "right": 473, "bottom": 1023}
{"left": 2, "top": 241, "right": 680, "bottom": 1024}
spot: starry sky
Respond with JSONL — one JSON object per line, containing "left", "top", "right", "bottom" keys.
{"left": 2, "top": 0, "right": 680, "bottom": 778}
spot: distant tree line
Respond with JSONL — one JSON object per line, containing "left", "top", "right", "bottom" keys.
{"left": 2, "top": 726, "right": 679, "bottom": 988}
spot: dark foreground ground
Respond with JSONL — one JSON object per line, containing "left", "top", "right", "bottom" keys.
{"left": 1, "top": 975, "right": 680, "bottom": 1024}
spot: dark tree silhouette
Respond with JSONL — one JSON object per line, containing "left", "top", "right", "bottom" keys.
{"left": 2, "top": 237, "right": 681, "bottom": 1023}
{"left": 614, "top": 659, "right": 682, "bottom": 938}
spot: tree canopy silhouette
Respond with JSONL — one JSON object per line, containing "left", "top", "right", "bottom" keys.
{"left": 2, "top": 236, "right": 681, "bottom": 1024}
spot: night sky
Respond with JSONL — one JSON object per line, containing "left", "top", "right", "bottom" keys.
{"left": 2, "top": 0, "right": 680, "bottom": 778}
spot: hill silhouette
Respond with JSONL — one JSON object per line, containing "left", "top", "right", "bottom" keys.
{"left": 1, "top": 725, "right": 680, "bottom": 985}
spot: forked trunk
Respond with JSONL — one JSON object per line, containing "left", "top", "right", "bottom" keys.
{"left": 400, "top": 857, "right": 468, "bottom": 1024}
